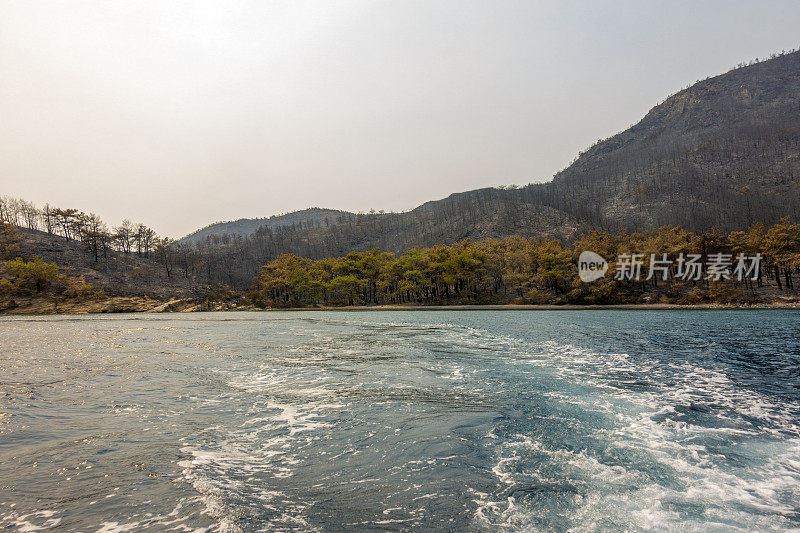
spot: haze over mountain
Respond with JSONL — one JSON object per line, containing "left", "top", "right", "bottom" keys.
{"left": 182, "top": 49, "right": 800, "bottom": 258}
{"left": 7, "top": 1, "right": 799, "bottom": 238}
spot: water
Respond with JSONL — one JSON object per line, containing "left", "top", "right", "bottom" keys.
{"left": 1, "top": 310, "right": 799, "bottom": 532}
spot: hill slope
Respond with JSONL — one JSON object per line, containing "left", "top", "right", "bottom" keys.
{"left": 5, "top": 227, "right": 204, "bottom": 299}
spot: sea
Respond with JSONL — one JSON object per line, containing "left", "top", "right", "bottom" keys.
{"left": 1, "top": 310, "right": 799, "bottom": 531}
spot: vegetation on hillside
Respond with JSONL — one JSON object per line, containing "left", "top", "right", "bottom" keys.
{"left": 0, "top": 226, "right": 105, "bottom": 304}
{"left": 0, "top": 197, "right": 163, "bottom": 258}
{"left": 2, "top": 199, "right": 800, "bottom": 309}
{"left": 0, "top": 209, "right": 204, "bottom": 307}
{"left": 252, "top": 220, "right": 800, "bottom": 307}
{"left": 2, "top": 256, "right": 60, "bottom": 293}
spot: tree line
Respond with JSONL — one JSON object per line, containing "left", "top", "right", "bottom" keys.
{"left": 0, "top": 196, "right": 165, "bottom": 260}
{"left": 252, "top": 220, "right": 800, "bottom": 307}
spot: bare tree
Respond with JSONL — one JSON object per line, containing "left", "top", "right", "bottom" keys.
{"left": 20, "top": 200, "right": 40, "bottom": 230}
{"left": 113, "top": 219, "right": 134, "bottom": 254}
{"left": 42, "top": 204, "right": 54, "bottom": 234}
{"left": 83, "top": 213, "right": 109, "bottom": 262}
{"left": 53, "top": 208, "right": 79, "bottom": 240}
{"left": 155, "top": 238, "right": 175, "bottom": 279}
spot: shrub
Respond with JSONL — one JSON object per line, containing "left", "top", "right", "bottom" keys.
{"left": 3, "top": 256, "right": 59, "bottom": 293}
{"left": 64, "top": 281, "right": 98, "bottom": 298}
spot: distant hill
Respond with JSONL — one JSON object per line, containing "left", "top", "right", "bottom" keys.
{"left": 177, "top": 208, "right": 350, "bottom": 245}
{"left": 8, "top": 50, "right": 799, "bottom": 294}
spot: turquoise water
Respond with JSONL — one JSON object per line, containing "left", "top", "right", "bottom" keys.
{"left": 1, "top": 310, "right": 799, "bottom": 531}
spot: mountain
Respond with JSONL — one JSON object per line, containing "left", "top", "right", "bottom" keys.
{"left": 544, "top": 49, "right": 800, "bottom": 230}
{"left": 176, "top": 50, "right": 800, "bottom": 286}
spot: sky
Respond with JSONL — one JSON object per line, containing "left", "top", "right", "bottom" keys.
{"left": 1, "top": 1, "right": 799, "bottom": 237}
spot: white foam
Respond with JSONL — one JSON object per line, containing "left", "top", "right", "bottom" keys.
{"left": 477, "top": 338, "right": 800, "bottom": 531}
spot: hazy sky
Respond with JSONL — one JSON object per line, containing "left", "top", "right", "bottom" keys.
{"left": 1, "top": 1, "right": 799, "bottom": 237}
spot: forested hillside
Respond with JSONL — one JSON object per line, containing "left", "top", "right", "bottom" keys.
{"left": 0, "top": 220, "right": 203, "bottom": 296}
{"left": 252, "top": 220, "right": 800, "bottom": 307}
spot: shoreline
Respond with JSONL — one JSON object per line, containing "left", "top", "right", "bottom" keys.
{"left": 268, "top": 303, "right": 800, "bottom": 311}
{"left": 2, "top": 296, "right": 799, "bottom": 315}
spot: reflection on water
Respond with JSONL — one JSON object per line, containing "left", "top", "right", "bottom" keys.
{"left": 1, "top": 310, "right": 799, "bottom": 531}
